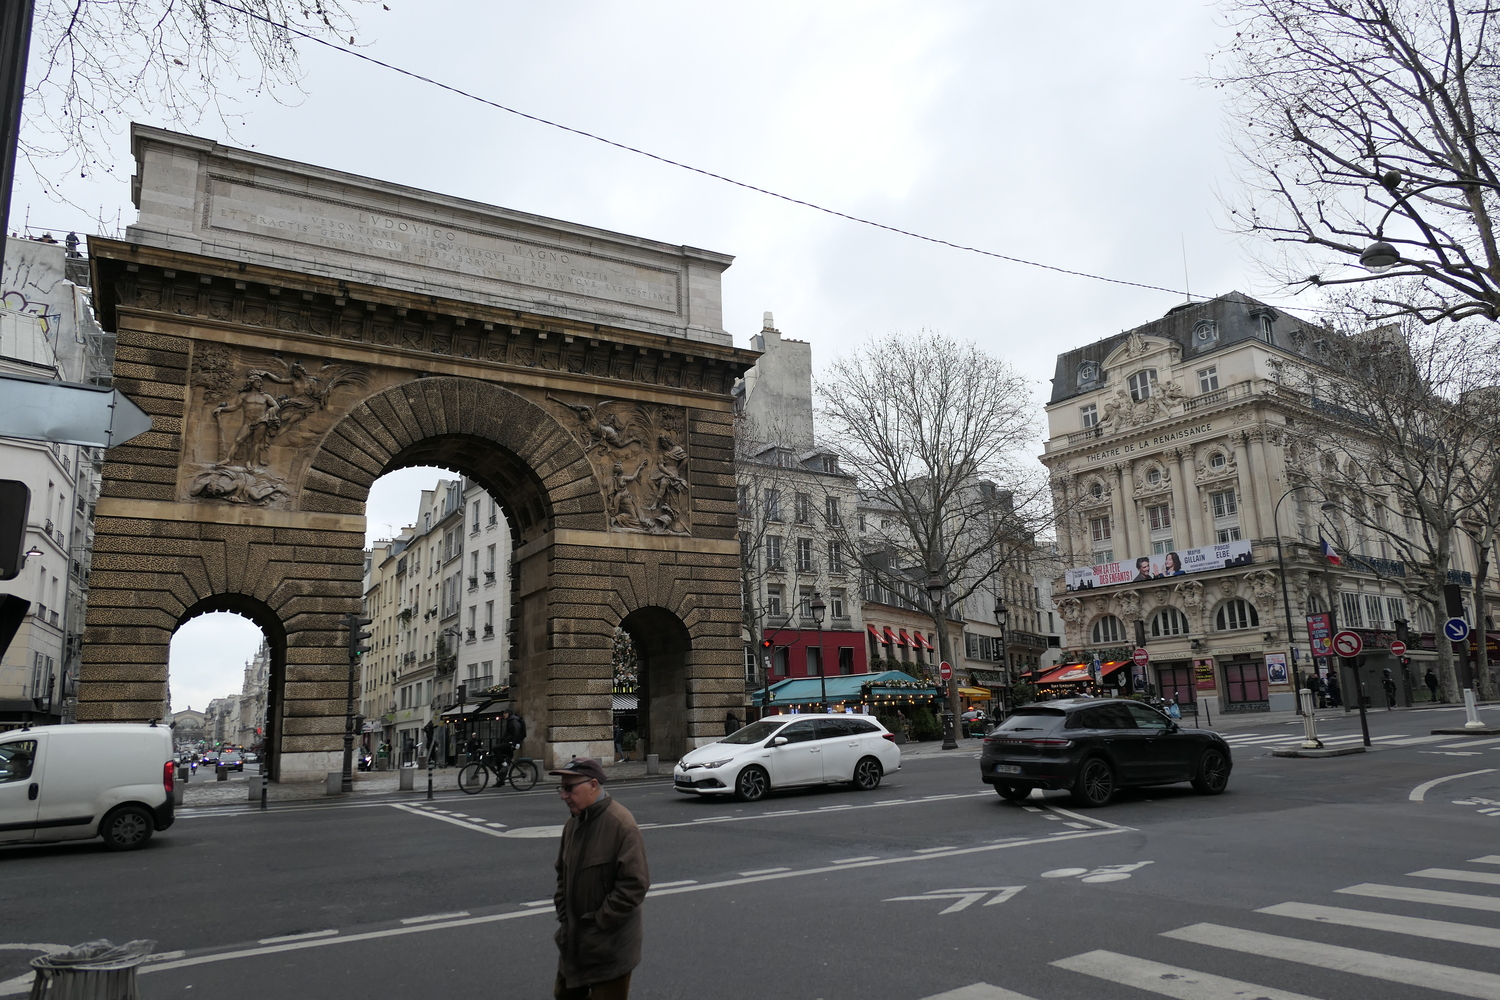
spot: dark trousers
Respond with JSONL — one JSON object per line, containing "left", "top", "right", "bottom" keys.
{"left": 554, "top": 972, "right": 631, "bottom": 999}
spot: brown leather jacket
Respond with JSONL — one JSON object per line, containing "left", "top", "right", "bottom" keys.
{"left": 554, "top": 791, "right": 650, "bottom": 987}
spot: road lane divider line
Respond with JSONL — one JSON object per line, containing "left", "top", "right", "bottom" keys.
{"left": 1473, "top": 856, "right": 1500, "bottom": 865}
{"left": 652, "top": 880, "right": 698, "bottom": 888}
{"left": 387, "top": 803, "right": 511, "bottom": 838}
{"left": 638, "top": 791, "right": 996, "bottom": 832}
{"left": 1409, "top": 769, "right": 1496, "bottom": 801}
{"left": 257, "top": 930, "right": 337, "bottom": 944}
{"left": 1044, "top": 804, "right": 1131, "bottom": 831}
{"left": 1053, "top": 949, "right": 1322, "bottom": 1000}
{"left": 1338, "top": 883, "right": 1500, "bottom": 913}
{"left": 833, "top": 856, "right": 879, "bottom": 864}
{"left": 400, "top": 912, "right": 470, "bottom": 925}
{"left": 1410, "top": 867, "right": 1500, "bottom": 886}
{"left": 1161, "top": 921, "right": 1500, "bottom": 997}
{"left": 1443, "top": 739, "right": 1500, "bottom": 749}
{"left": 521, "top": 900, "right": 552, "bottom": 907}
{"left": 1258, "top": 901, "right": 1500, "bottom": 947}
{"left": 737, "top": 867, "right": 790, "bottom": 876}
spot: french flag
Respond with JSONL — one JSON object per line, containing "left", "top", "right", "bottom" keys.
{"left": 1320, "top": 536, "right": 1342, "bottom": 566}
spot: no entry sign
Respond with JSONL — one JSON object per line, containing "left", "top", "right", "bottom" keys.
{"left": 1332, "top": 630, "right": 1364, "bottom": 658}
{"left": 939, "top": 660, "right": 952, "bottom": 680}
{"left": 1389, "top": 639, "right": 1407, "bottom": 657}
{"left": 1132, "top": 647, "right": 1150, "bottom": 668}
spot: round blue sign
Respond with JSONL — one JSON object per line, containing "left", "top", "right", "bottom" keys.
{"left": 1443, "top": 617, "right": 1471, "bottom": 642}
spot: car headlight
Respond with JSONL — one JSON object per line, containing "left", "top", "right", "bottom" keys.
{"left": 685, "top": 758, "right": 733, "bottom": 770}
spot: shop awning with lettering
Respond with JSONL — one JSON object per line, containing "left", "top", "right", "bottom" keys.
{"left": 868, "top": 624, "right": 887, "bottom": 645}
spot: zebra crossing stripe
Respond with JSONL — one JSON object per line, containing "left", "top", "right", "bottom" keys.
{"left": 1337, "top": 883, "right": 1500, "bottom": 914}
{"left": 1382, "top": 735, "right": 1455, "bottom": 746}
{"left": 917, "top": 984, "right": 1041, "bottom": 1000}
{"left": 1412, "top": 868, "right": 1500, "bottom": 887}
{"left": 1162, "top": 922, "right": 1500, "bottom": 998}
{"left": 1258, "top": 901, "right": 1500, "bottom": 948}
{"left": 1474, "top": 856, "right": 1500, "bottom": 865}
{"left": 1052, "top": 950, "right": 1323, "bottom": 999}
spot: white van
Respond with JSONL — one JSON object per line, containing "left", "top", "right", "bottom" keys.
{"left": 0, "top": 724, "right": 175, "bottom": 851}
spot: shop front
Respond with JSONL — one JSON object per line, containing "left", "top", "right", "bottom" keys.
{"left": 1153, "top": 660, "right": 1196, "bottom": 707}
{"left": 1032, "top": 660, "right": 1128, "bottom": 698}
{"left": 1218, "top": 655, "right": 1269, "bottom": 713}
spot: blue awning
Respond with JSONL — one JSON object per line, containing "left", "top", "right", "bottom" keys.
{"left": 750, "top": 670, "right": 938, "bottom": 706}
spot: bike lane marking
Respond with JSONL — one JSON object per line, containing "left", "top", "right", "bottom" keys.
{"left": 96, "top": 825, "right": 1127, "bottom": 987}
{"left": 1408, "top": 768, "right": 1496, "bottom": 802}
{"left": 387, "top": 803, "right": 512, "bottom": 838}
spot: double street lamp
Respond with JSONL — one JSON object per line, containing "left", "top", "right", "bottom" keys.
{"left": 809, "top": 591, "right": 828, "bottom": 713}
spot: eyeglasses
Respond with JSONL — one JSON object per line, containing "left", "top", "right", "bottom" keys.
{"left": 558, "top": 780, "right": 596, "bottom": 794}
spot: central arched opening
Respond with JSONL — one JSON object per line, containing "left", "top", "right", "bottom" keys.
{"left": 621, "top": 606, "right": 691, "bottom": 762}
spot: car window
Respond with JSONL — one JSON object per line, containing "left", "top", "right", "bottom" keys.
{"left": 846, "top": 719, "right": 880, "bottom": 734}
{"left": 996, "top": 709, "right": 1065, "bottom": 733}
{"left": 0, "top": 741, "right": 36, "bottom": 783}
{"left": 815, "top": 719, "right": 852, "bottom": 740}
{"left": 1067, "top": 705, "right": 1136, "bottom": 730}
{"left": 779, "top": 721, "right": 819, "bottom": 744}
{"left": 1126, "top": 704, "right": 1172, "bottom": 731}
{"left": 720, "top": 720, "right": 787, "bottom": 745}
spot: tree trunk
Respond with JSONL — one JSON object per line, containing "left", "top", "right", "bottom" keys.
{"left": 1473, "top": 540, "right": 1493, "bottom": 701}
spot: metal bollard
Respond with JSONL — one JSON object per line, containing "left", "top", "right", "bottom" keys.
{"left": 216, "top": 764, "right": 227, "bottom": 781}
{"left": 427, "top": 756, "right": 435, "bottom": 800}
{"left": 1463, "top": 688, "right": 1486, "bottom": 729}
{"left": 645, "top": 753, "right": 659, "bottom": 775}
{"left": 1299, "top": 690, "right": 1323, "bottom": 749}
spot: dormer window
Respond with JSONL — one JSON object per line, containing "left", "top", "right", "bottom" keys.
{"left": 1251, "top": 308, "right": 1277, "bottom": 343}
{"left": 1076, "top": 361, "right": 1101, "bottom": 387}
{"left": 1128, "top": 369, "right": 1158, "bottom": 403}
{"left": 1192, "top": 320, "right": 1219, "bottom": 349}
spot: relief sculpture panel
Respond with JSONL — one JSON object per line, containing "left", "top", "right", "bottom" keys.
{"left": 547, "top": 393, "right": 690, "bottom": 535}
{"left": 183, "top": 344, "right": 370, "bottom": 507}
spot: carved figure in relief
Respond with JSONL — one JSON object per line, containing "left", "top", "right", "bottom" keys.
{"left": 609, "top": 461, "right": 650, "bottom": 529}
{"left": 648, "top": 434, "right": 688, "bottom": 509}
{"left": 1175, "top": 578, "right": 1204, "bottom": 612}
{"left": 213, "top": 373, "right": 282, "bottom": 468}
{"left": 1057, "top": 597, "right": 1082, "bottom": 624}
{"left": 256, "top": 358, "right": 370, "bottom": 439}
{"left": 548, "top": 393, "right": 640, "bottom": 454}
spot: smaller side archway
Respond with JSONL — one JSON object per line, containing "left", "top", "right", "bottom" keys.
{"left": 621, "top": 606, "right": 691, "bottom": 762}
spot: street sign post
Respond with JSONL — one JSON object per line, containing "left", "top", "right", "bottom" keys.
{"left": 939, "top": 660, "right": 952, "bottom": 681}
{"left": 1133, "top": 647, "right": 1150, "bottom": 668}
{"left": 1389, "top": 639, "right": 1407, "bottom": 658}
{"left": 1443, "top": 617, "right": 1471, "bottom": 643}
{"left": 0, "top": 372, "right": 153, "bottom": 449}
{"left": 1332, "top": 630, "right": 1364, "bottom": 658}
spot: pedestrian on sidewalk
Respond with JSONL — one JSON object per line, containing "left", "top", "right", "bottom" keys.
{"left": 613, "top": 722, "right": 624, "bottom": 763}
{"left": 1425, "top": 667, "right": 1441, "bottom": 703}
{"left": 724, "top": 710, "right": 741, "bottom": 736}
{"left": 1326, "top": 671, "right": 1342, "bottom": 708}
{"left": 551, "top": 758, "right": 650, "bottom": 1000}
{"left": 1382, "top": 669, "right": 1397, "bottom": 710}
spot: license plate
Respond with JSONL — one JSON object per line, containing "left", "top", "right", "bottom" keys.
{"left": 993, "top": 764, "right": 1021, "bottom": 774}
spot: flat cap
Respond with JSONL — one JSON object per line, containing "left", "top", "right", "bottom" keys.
{"left": 549, "top": 757, "right": 607, "bottom": 783}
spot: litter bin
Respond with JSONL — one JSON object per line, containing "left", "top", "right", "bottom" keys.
{"left": 28, "top": 938, "right": 155, "bottom": 999}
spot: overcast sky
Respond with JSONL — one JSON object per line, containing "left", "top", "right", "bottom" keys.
{"left": 13, "top": 2, "right": 1327, "bottom": 712}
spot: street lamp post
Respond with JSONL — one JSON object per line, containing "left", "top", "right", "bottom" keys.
{"left": 1272, "top": 485, "right": 1338, "bottom": 714}
{"left": 994, "top": 596, "right": 1009, "bottom": 719}
{"left": 927, "top": 571, "right": 960, "bottom": 750}
{"left": 810, "top": 592, "right": 828, "bottom": 712}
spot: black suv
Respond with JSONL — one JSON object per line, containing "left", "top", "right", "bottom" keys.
{"left": 980, "top": 698, "right": 1232, "bottom": 807}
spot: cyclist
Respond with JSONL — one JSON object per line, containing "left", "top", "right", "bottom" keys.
{"left": 495, "top": 708, "right": 526, "bottom": 770}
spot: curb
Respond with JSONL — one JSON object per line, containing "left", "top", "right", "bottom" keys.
{"left": 1271, "top": 745, "right": 1369, "bottom": 758}
{"left": 1431, "top": 728, "right": 1500, "bottom": 736}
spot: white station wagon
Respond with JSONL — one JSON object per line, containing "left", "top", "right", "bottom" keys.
{"left": 674, "top": 714, "right": 902, "bottom": 801}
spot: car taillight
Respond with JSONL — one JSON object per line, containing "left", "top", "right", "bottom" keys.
{"left": 163, "top": 760, "right": 175, "bottom": 793}
{"left": 882, "top": 733, "right": 897, "bottom": 743}
{"left": 1024, "top": 738, "right": 1073, "bottom": 748}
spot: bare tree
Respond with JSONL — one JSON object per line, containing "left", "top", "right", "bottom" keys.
{"left": 22, "top": 0, "right": 372, "bottom": 187}
{"left": 1215, "top": 0, "right": 1500, "bottom": 325}
{"left": 1456, "top": 385, "right": 1500, "bottom": 699}
{"left": 1279, "top": 314, "right": 1499, "bottom": 699}
{"left": 818, "top": 332, "right": 1052, "bottom": 738}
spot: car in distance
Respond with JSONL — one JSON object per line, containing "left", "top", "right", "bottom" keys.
{"left": 675, "top": 714, "right": 901, "bottom": 801}
{"left": 215, "top": 752, "right": 244, "bottom": 773}
{"left": 980, "top": 698, "right": 1232, "bottom": 807}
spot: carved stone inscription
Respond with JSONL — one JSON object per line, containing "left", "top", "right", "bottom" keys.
{"left": 183, "top": 345, "right": 370, "bottom": 507}
{"left": 208, "top": 178, "right": 680, "bottom": 314}
{"left": 547, "top": 393, "right": 690, "bottom": 535}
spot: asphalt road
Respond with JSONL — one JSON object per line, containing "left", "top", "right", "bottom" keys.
{"left": 3, "top": 704, "right": 1499, "bottom": 1000}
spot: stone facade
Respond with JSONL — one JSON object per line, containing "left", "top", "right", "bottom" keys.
{"left": 77, "top": 127, "right": 755, "bottom": 779}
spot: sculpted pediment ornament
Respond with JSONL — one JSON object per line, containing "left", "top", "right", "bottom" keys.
{"left": 547, "top": 393, "right": 691, "bottom": 536}
{"left": 1174, "top": 579, "right": 1204, "bottom": 610}
{"left": 1195, "top": 443, "right": 1238, "bottom": 485}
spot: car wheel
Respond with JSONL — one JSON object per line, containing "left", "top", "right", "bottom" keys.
{"left": 100, "top": 805, "right": 154, "bottom": 851}
{"left": 735, "top": 765, "right": 769, "bottom": 802}
{"left": 995, "top": 785, "right": 1030, "bottom": 801}
{"left": 1190, "top": 747, "right": 1231, "bottom": 795}
{"left": 849, "top": 757, "right": 883, "bottom": 791}
{"left": 1071, "top": 757, "right": 1115, "bottom": 808}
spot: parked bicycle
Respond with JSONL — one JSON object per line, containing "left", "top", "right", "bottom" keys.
{"left": 458, "top": 748, "right": 539, "bottom": 794}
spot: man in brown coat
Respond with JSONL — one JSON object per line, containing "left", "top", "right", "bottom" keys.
{"left": 551, "top": 758, "right": 650, "bottom": 999}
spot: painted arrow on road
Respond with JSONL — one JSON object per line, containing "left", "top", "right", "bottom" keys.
{"left": 884, "top": 886, "right": 1026, "bottom": 914}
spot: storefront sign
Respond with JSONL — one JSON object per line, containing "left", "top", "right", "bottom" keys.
{"left": 1065, "top": 539, "right": 1253, "bottom": 591}
{"left": 1265, "top": 652, "right": 1288, "bottom": 685}
{"left": 1305, "top": 613, "right": 1333, "bottom": 658}
{"left": 1193, "top": 658, "right": 1216, "bottom": 691}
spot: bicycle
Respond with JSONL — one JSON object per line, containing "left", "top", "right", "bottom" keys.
{"left": 458, "top": 749, "right": 539, "bottom": 794}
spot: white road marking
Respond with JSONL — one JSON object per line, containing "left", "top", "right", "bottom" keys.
{"left": 1054, "top": 949, "right": 1322, "bottom": 1000}
{"left": 634, "top": 791, "right": 997, "bottom": 832}
{"left": 651, "top": 880, "right": 698, "bottom": 889}
{"left": 833, "top": 856, "right": 880, "bottom": 864}
{"left": 1473, "top": 856, "right": 1500, "bottom": 865}
{"left": 1163, "top": 922, "right": 1500, "bottom": 998}
{"left": 400, "top": 912, "right": 470, "bottom": 925}
{"left": 1411, "top": 867, "right": 1500, "bottom": 887}
{"left": 1045, "top": 804, "right": 1132, "bottom": 831}
{"left": 737, "top": 867, "right": 789, "bottom": 876}
{"left": 388, "top": 803, "right": 511, "bottom": 838}
{"left": 521, "top": 900, "right": 552, "bottom": 907}
{"left": 257, "top": 930, "right": 337, "bottom": 944}
{"left": 1383, "top": 735, "right": 1455, "bottom": 746}
{"left": 915, "top": 846, "right": 956, "bottom": 854}
{"left": 1021, "top": 806, "right": 1042, "bottom": 813}
{"left": 1443, "top": 738, "right": 1500, "bottom": 748}
{"left": 1410, "top": 769, "right": 1497, "bottom": 801}
{"left": 142, "top": 951, "right": 186, "bottom": 963}
{"left": 1338, "top": 883, "right": 1500, "bottom": 913}
{"left": 918, "top": 983, "right": 1042, "bottom": 1000}
{"left": 1260, "top": 901, "right": 1500, "bottom": 947}
{"left": 884, "top": 886, "right": 1025, "bottom": 915}
{"left": 1063, "top": 822, "right": 1090, "bottom": 829}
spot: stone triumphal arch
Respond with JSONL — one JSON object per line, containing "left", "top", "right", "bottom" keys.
{"left": 78, "top": 126, "right": 753, "bottom": 780}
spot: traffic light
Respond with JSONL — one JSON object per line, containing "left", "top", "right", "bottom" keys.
{"left": 760, "top": 638, "right": 774, "bottom": 652}
{"left": 1394, "top": 619, "right": 1409, "bottom": 644}
{"left": 345, "top": 613, "right": 373, "bottom": 661}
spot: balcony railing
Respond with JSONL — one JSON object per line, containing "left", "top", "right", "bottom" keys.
{"left": 1182, "top": 379, "right": 1255, "bottom": 413}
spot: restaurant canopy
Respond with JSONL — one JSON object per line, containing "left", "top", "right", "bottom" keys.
{"left": 1035, "top": 661, "right": 1127, "bottom": 686}
{"left": 751, "top": 670, "right": 938, "bottom": 706}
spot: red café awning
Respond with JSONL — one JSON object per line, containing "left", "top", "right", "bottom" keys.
{"left": 913, "top": 632, "right": 931, "bottom": 651}
{"left": 885, "top": 626, "right": 902, "bottom": 647}
{"left": 898, "top": 629, "right": 913, "bottom": 647}
{"left": 1036, "top": 660, "right": 1128, "bottom": 686}
{"left": 867, "top": 624, "right": 888, "bottom": 645}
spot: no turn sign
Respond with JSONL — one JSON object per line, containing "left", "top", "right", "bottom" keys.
{"left": 1332, "top": 630, "right": 1364, "bottom": 658}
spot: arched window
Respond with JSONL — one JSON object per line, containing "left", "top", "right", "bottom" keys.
{"left": 1151, "top": 608, "right": 1190, "bottom": 637}
{"left": 1091, "top": 615, "right": 1124, "bottom": 644}
{"left": 1215, "top": 599, "right": 1259, "bottom": 631}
